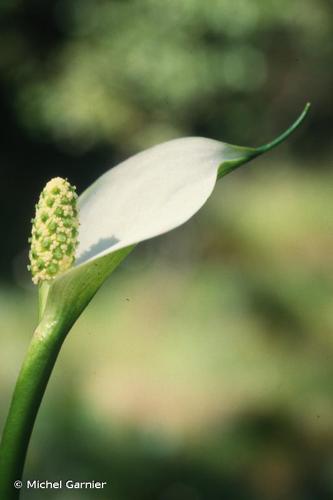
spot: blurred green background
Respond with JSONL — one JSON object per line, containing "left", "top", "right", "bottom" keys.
{"left": 0, "top": 1, "right": 332, "bottom": 499}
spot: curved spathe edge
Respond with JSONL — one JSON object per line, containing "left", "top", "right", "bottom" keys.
{"left": 74, "top": 167, "right": 218, "bottom": 269}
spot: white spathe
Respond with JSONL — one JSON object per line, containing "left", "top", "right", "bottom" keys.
{"left": 76, "top": 137, "right": 230, "bottom": 265}
{"left": 38, "top": 106, "right": 309, "bottom": 321}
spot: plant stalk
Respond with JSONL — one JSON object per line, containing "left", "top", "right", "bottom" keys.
{"left": 0, "top": 247, "right": 134, "bottom": 499}
{"left": 0, "top": 316, "right": 70, "bottom": 499}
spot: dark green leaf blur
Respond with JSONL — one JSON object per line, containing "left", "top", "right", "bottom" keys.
{"left": 0, "top": 1, "right": 332, "bottom": 499}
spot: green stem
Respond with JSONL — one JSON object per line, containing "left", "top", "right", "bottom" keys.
{"left": 0, "top": 246, "right": 134, "bottom": 499}
{"left": 0, "top": 316, "right": 70, "bottom": 499}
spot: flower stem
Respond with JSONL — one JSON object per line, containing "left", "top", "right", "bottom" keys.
{"left": 0, "top": 316, "right": 69, "bottom": 499}
{"left": 0, "top": 246, "right": 134, "bottom": 499}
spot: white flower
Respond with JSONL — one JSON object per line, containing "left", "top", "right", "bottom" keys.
{"left": 35, "top": 105, "right": 309, "bottom": 329}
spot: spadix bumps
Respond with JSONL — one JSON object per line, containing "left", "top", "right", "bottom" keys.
{"left": 28, "top": 177, "right": 79, "bottom": 284}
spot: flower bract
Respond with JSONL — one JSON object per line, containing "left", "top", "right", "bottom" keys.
{"left": 33, "top": 105, "right": 309, "bottom": 333}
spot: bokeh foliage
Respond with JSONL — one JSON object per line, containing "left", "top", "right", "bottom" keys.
{"left": 0, "top": 0, "right": 332, "bottom": 151}
{"left": 0, "top": 1, "right": 332, "bottom": 499}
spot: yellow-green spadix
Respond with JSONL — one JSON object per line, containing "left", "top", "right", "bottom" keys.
{"left": 29, "top": 177, "right": 79, "bottom": 284}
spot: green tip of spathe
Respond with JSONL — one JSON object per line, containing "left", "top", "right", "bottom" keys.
{"left": 255, "top": 102, "right": 311, "bottom": 155}
{"left": 218, "top": 103, "right": 310, "bottom": 179}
